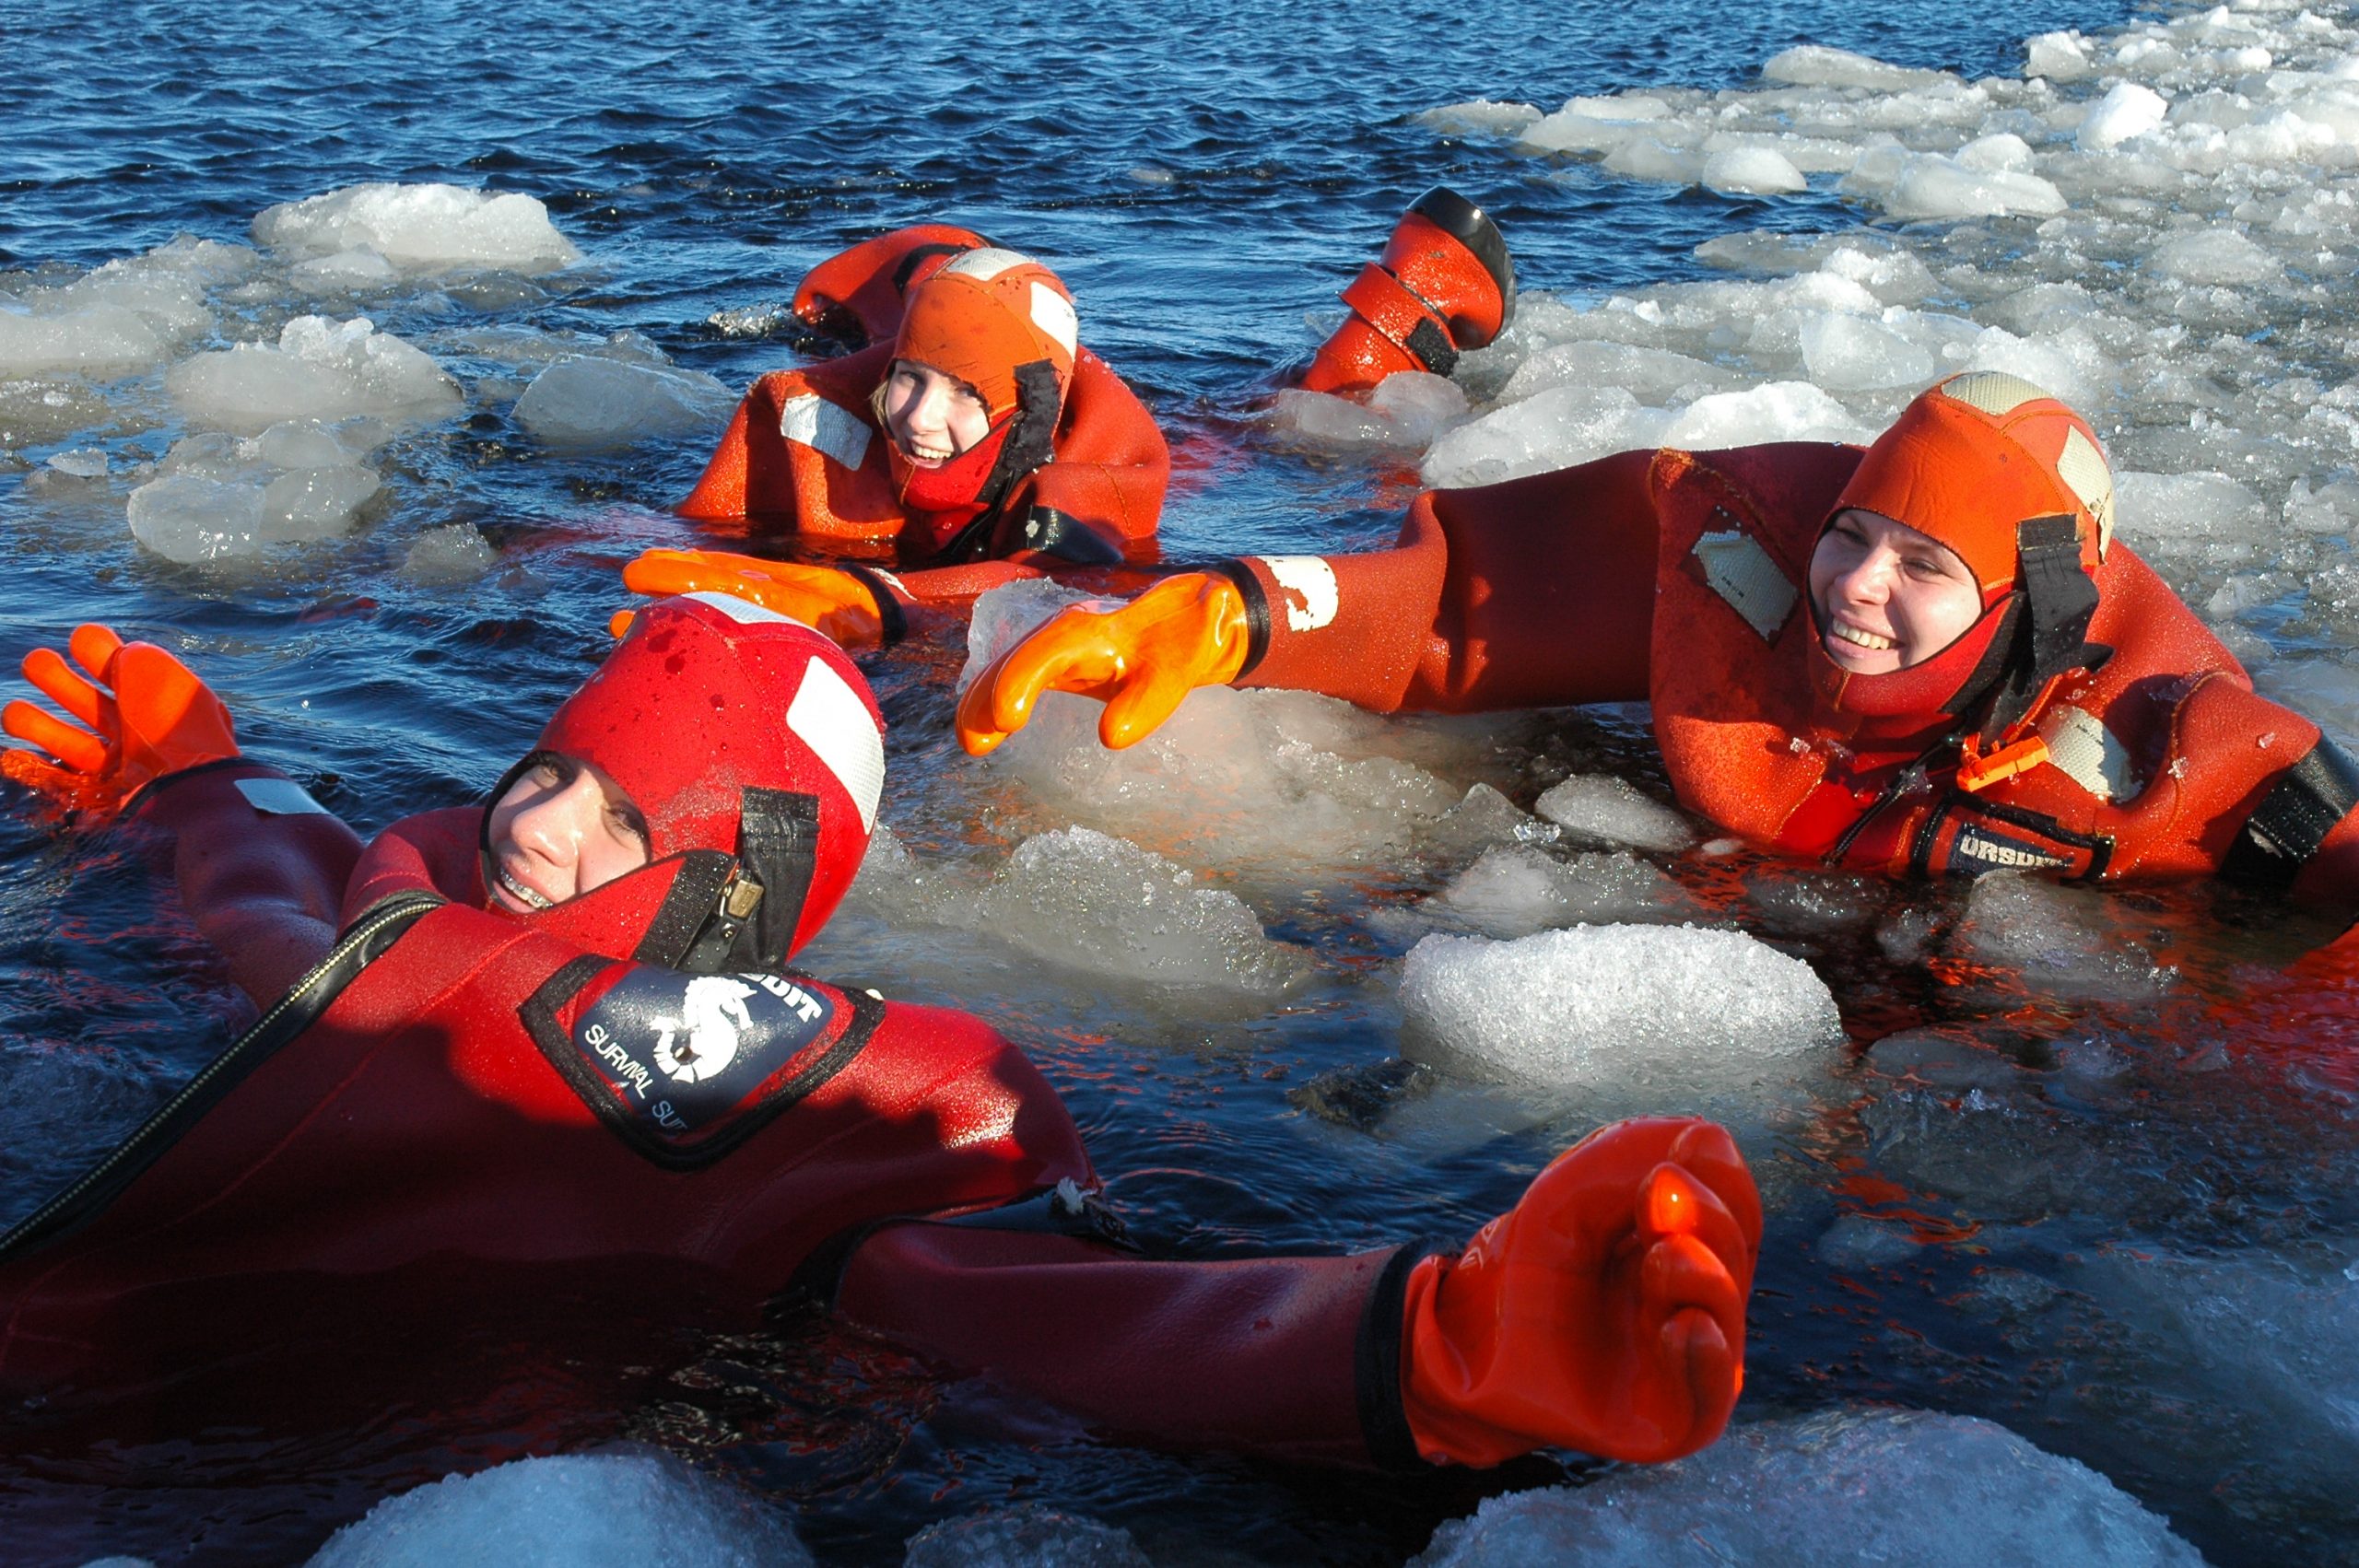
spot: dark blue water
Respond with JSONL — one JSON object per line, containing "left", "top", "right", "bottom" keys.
{"left": 29, "top": 1, "right": 2359, "bottom": 1565}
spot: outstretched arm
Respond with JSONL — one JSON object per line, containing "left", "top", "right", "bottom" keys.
{"left": 955, "top": 447, "right": 1667, "bottom": 754}
{"left": 4, "top": 626, "right": 361, "bottom": 1006}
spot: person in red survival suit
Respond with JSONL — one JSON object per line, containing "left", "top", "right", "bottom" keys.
{"left": 642, "top": 193, "right": 1518, "bottom": 654}
{"left": 951, "top": 371, "right": 2359, "bottom": 905}
{"left": 0, "top": 596, "right": 1759, "bottom": 1471}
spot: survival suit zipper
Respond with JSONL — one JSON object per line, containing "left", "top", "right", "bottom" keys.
{"left": 0, "top": 890, "right": 444, "bottom": 1264}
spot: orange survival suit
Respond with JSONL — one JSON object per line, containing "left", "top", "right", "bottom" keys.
{"left": 0, "top": 594, "right": 1759, "bottom": 1470}
{"left": 681, "top": 238, "right": 1169, "bottom": 582}
{"left": 1202, "top": 373, "right": 2359, "bottom": 898}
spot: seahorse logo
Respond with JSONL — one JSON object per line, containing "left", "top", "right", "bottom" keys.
{"left": 649, "top": 976, "right": 758, "bottom": 1083}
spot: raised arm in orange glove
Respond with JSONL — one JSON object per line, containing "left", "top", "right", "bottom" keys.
{"left": 1402, "top": 1117, "right": 1760, "bottom": 1467}
{"left": 616, "top": 548, "right": 898, "bottom": 648}
{"left": 955, "top": 571, "right": 1249, "bottom": 755}
{"left": 2, "top": 624, "right": 241, "bottom": 816}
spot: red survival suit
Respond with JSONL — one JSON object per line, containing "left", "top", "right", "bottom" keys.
{"left": 1204, "top": 373, "right": 2359, "bottom": 899}
{"left": 0, "top": 594, "right": 1645, "bottom": 1469}
{"left": 680, "top": 239, "right": 1168, "bottom": 591}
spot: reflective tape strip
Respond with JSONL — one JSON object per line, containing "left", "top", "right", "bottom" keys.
{"left": 787, "top": 655, "right": 885, "bottom": 833}
{"left": 235, "top": 777, "right": 330, "bottom": 816}
{"left": 1029, "top": 280, "right": 1078, "bottom": 357}
{"left": 2056, "top": 426, "right": 2115, "bottom": 557}
{"left": 1253, "top": 555, "right": 1340, "bottom": 633}
{"left": 684, "top": 591, "right": 798, "bottom": 628}
{"left": 1941, "top": 370, "right": 2049, "bottom": 416}
{"left": 2036, "top": 704, "right": 2141, "bottom": 802}
{"left": 1692, "top": 529, "right": 1798, "bottom": 640}
{"left": 778, "top": 393, "right": 871, "bottom": 473}
{"left": 940, "top": 246, "right": 1030, "bottom": 282}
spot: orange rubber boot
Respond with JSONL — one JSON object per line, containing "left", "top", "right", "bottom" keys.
{"left": 1300, "top": 187, "right": 1516, "bottom": 393}
{"left": 792, "top": 223, "right": 992, "bottom": 347}
{"left": 1399, "top": 1117, "right": 1761, "bottom": 1468}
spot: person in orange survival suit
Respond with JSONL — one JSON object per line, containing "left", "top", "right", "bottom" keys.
{"left": 646, "top": 193, "right": 1517, "bottom": 651}
{"left": 0, "top": 597, "right": 1758, "bottom": 1472}
{"left": 952, "top": 371, "right": 2359, "bottom": 904}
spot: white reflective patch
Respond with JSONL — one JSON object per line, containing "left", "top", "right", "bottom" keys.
{"left": 683, "top": 590, "right": 798, "bottom": 627}
{"left": 2037, "top": 703, "right": 2142, "bottom": 802}
{"left": 234, "top": 777, "right": 329, "bottom": 816}
{"left": 1940, "top": 370, "right": 2051, "bottom": 416}
{"left": 2056, "top": 427, "right": 2115, "bottom": 558}
{"left": 1029, "top": 280, "right": 1079, "bottom": 357}
{"left": 1255, "top": 555, "right": 1341, "bottom": 633}
{"left": 940, "top": 246, "right": 1031, "bottom": 282}
{"left": 787, "top": 655, "right": 886, "bottom": 833}
{"left": 777, "top": 392, "right": 871, "bottom": 472}
{"left": 1693, "top": 530, "right": 1798, "bottom": 639}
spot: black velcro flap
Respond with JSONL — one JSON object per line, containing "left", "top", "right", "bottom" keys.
{"left": 2226, "top": 737, "right": 2359, "bottom": 888}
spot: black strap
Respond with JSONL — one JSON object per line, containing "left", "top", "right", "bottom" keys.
{"left": 2224, "top": 737, "right": 2359, "bottom": 890}
{"left": 889, "top": 239, "right": 980, "bottom": 297}
{"left": 1207, "top": 558, "right": 1273, "bottom": 680}
{"left": 835, "top": 562, "right": 909, "bottom": 646}
{"left": 1015, "top": 506, "right": 1124, "bottom": 565}
{"left": 0, "top": 890, "right": 443, "bottom": 1264}
{"left": 1404, "top": 318, "right": 1459, "bottom": 378}
{"left": 632, "top": 850, "right": 739, "bottom": 969}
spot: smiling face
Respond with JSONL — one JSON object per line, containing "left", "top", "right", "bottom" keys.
{"left": 879, "top": 358, "right": 992, "bottom": 467}
{"left": 1807, "top": 509, "right": 1988, "bottom": 676}
{"left": 483, "top": 751, "right": 651, "bottom": 915}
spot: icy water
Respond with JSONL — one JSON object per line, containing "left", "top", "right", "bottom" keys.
{"left": 11, "top": 0, "right": 2359, "bottom": 1562}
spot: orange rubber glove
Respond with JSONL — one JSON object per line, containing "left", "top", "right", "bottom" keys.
{"left": 2, "top": 624, "right": 240, "bottom": 815}
{"left": 1401, "top": 1117, "right": 1761, "bottom": 1468}
{"left": 955, "top": 571, "right": 1250, "bottom": 756}
{"left": 616, "top": 548, "right": 887, "bottom": 647}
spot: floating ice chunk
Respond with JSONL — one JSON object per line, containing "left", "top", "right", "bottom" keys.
{"left": 1438, "top": 845, "right": 1688, "bottom": 936}
{"left": 1519, "top": 94, "right": 1680, "bottom": 156}
{"left": 1409, "top": 1407, "right": 2205, "bottom": 1566}
{"left": 1532, "top": 774, "right": 1694, "bottom": 852}
{"left": 1401, "top": 925, "right": 1839, "bottom": 1085}
{"left": 1882, "top": 155, "right": 2068, "bottom": 220}
{"left": 291, "top": 246, "right": 402, "bottom": 286}
{"left": 512, "top": 355, "right": 737, "bottom": 448}
{"left": 304, "top": 1449, "right": 810, "bottom": 1567}
{"left": 1415, "top": 99, "right": 1543, "bottom": 139}
{"left": 2026, "top": 30, "right": 2095, "bottom": 81}
{"left": 44, "top": 449, "right": 107, "bottom": 478}
{"left": 2149, "top": 226, "right": 2282, "bottom": 284}
{"left": 1800, "top": 312, "right": 1935, "bottom": 392}
{"left": 959, "top": 579, "right": 1101, "bottom": 684}
{"left": 972, "top": 827, "right": 1308, "bottom": 995}
{"left": 254, "top": 182, "right": 580, "bottom": 275}
{"left": 1701, "top": 146, "right": 1807, "bottom": 195}
{"left": 1761, "top": 46, "right": 1950, "bottom": 91}
{"left": 1422, "top": 382, "right": 1663, "bottom": 488}
{"left": 402, "top": 523, "right": 498, "bottom": 584}
{"left": 1659, "top": 380, "right": 1872, "bottom": 451}
{"left": 1602, "top": 139, "right": 1707, "bottom": 185}
{"left": 0, "top": 302, "right": 166, "bottom": 379}
{"left": 1955, "top": 134, "right": 2036, "bottom": 175}
{"left": 2079, "top": 83, "right": 2171, "bottom": 151}
{"left": 1271, "top": 373, "right": 1466, "bottom": 451}
{"left": 1818, "top": 1213, "right": 1920, "bottom": 1270}
{"left": 1954, "top": 874, "right": 2173, "bottom": 1001}
{"left": 2118, "top": 469, "right": 2264, "bottom": 551}
{"left": 1497, "top": 340, "right": 1731, "bottom": 406}
{"left": 168, "top": 316, "right": 459, "bottom": 435}
{"left": 904, "top": 1506, "right": 1151, "bottom": 1568}
{"left": 125, "top": 422, "right": 382, "bottom": 563}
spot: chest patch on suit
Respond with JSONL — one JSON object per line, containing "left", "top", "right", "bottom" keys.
{"left": 1692, "top": 525, "right": 1798, "bottom": 640}
{"left": 778, "top": 392, "right": 872, "bottom": 472}
{"left": 1949, "top": 823, "right": 2072, "bottom": 873}
{"left": 570, "top": 968, "right": 836, "bottom": 1140}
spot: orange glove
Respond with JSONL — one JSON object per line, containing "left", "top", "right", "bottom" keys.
{"left": 1401, "top": 1117, "right": 1760, "bottom": 1468}
{"left": 2, "top": 624, "right": 240, "bottom": 815}
{"left": 955, "top": 571, "right": 1250, "bottom": 756}
{"left": 615, "top": 548, "right": 889, "bottom": 647}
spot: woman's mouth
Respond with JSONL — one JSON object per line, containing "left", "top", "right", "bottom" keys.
{"left": 1828, "top": 620, "right": 1895, "bottom": 653}
{"left": 491, "top": 860, "right": 556, "bottom": 911}
{"left": 900, "top": 436, "right": 956, "bottom": 466}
